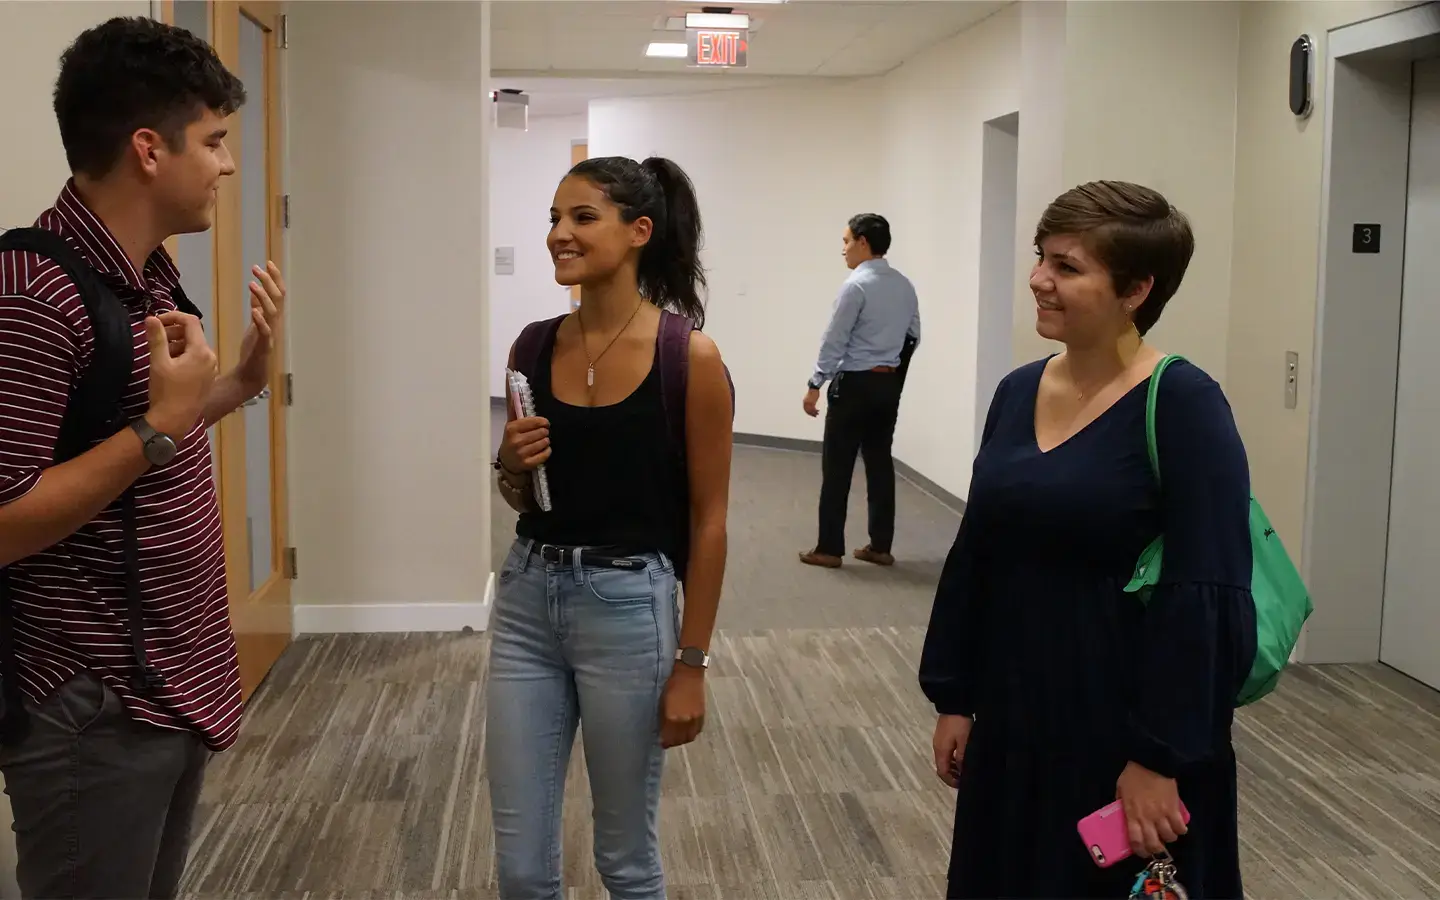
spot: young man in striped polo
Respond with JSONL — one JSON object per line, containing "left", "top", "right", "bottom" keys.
{"left": 0, "top": 17, "right": 284, "bottom": 898}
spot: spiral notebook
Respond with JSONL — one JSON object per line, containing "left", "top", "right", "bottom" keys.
{"left": 505, "top": 368, "right": 553, "bottom": 512}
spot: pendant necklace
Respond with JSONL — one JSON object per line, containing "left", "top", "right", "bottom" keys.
{"left": 577, "top": 299, "right": 645, "bottom": 387}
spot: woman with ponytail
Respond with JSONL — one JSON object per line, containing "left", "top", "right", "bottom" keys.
{"left": 486, "top": 156, "right": 733, "bottom": 899}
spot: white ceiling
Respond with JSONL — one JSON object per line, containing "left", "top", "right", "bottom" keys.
{"left": 490, "top": 74, "right": 832, "bottom": 117}
{"left": 491, "top": 0, "right": 1009, "bottom": 116}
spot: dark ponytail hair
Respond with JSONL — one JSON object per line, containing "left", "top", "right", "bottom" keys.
{"left": 567, "top": 155, "right": 708, "bottom": 327}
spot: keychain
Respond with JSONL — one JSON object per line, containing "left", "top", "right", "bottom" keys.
{"left": 1128, "top": 850, "right": 1189, "bottom": 900}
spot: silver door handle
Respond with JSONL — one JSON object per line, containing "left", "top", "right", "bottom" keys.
{"left": 242, "top": 386, "right": 273, "bottom": 407}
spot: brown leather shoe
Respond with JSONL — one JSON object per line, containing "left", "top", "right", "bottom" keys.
{"left": 853, "top": 545, "right": 895, "bottom": 566}
{"left": 799, "top": 549, "right": 843, "bottom": 568}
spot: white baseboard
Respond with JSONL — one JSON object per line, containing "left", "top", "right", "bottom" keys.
{"left": 293, "top": 573, "right": 495, "bottom": 635}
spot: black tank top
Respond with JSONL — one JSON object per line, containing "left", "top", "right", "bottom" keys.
{"left": 515, "top": 324, "right": 687, "bottom": 558}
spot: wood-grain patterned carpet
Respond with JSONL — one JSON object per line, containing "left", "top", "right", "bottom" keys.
{"left": 179, "top": 442, "right": 1440, "bottom": 899}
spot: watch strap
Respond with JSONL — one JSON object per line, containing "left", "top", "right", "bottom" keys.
{"left": 131, "top": 417, "right": 159, "bottom": 444}
{"left": 130, "top": 417, "right": 178, "bottom": 466}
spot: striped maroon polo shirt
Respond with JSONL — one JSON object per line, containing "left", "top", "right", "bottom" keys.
{"left": 0, "top": 182, "right": 243, "bottom": 751}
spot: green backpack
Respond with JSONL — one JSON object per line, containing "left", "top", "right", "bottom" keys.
{"left": 1123, "top": 355, "right": 1313, "bottom": 706}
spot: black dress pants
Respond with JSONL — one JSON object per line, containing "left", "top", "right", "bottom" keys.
{"left": 816, "top": 370, "right": 903, "bottom": 557}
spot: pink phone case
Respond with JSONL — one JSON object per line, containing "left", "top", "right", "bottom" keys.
{"left": 1077, "top": 799, "right": 1190, "bottom": 868}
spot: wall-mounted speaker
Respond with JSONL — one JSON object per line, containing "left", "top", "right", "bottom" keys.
{"left": 1290, "top": 35, "right": 1314, "bottom": 118}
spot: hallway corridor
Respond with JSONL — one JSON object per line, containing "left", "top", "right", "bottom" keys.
{"left": 179, "top": 445, "right": 1440, "bottom": 899}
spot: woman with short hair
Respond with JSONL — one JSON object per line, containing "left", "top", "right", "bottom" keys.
{"left": 921, "top": 181, "right": 1255, "bottom": 899}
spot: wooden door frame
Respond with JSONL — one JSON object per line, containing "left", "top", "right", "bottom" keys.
{"left": 570, "top": 141, "right": 586, "bottom": 305}
{"left": 159, "top": 0, "right": 227, "bottom": 512}
{"left": 158, "top": 0, "right": 291, "bottom": 697}
{"left": 212, "top": 0, "right": 293, "bottom": 695}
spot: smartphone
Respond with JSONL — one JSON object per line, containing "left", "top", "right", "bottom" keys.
{"left": 1077, "top": 798, "right": 1190, "bottom": 868}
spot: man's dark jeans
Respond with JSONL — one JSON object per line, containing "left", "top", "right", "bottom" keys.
{"left": 0, "top": 671, "right": 209, "bottom": 899}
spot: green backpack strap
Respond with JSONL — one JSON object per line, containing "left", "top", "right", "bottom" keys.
{"left": 1124, "top": 356, "right": 1186, "bottom": 594}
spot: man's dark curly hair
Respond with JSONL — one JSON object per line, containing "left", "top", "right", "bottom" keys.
{"left": 54, "top": 17, "right": 246, "bottom": 179}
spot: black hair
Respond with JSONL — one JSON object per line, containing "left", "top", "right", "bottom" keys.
{"left": 54, "top": 17, "right": 246, "bottom": 179}
{"left": 567, "top": 156, "right": 708, "bottom": 327}
{"left": 847, "top": 213, "right": 892, "bottom": 256}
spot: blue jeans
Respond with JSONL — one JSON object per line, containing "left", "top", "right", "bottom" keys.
{"left": 485, "top": 538, "right": 680, "bottom": 900}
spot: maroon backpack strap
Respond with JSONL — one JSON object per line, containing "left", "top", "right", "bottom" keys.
{"left": 512, "top": 314, "right": 567, "bottom": 383}
{"left": 656, "top": 310, "right": 736, "bottom": 458}
{"left": 657, "top": 310, "right": 693, "bottom": 455}
{"left": 655, "top": 309, "right": 735, "bottom": 588}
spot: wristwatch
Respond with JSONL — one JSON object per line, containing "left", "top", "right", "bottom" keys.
{"left": 807, "top": 377, "right": 824, "bottom": 391}
{"left": 130, "top": 418, "right": 178, "bottom": 466}
{"left": 675, "top": 647, "right": 710, "bottom": 669}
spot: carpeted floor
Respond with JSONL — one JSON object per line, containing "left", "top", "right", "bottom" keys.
{"left": 178, "top": 438, "right": 1440, "bottom": 899}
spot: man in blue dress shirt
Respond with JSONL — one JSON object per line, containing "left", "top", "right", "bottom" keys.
{"left": 800, "top": 214, "right": 921, "bottom": 569}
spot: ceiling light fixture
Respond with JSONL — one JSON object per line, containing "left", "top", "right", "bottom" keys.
{"left": 645, "top": 41, "right": 689, "bottom": 58}
{"left": 686, "top": 11, "right": 750, "bottom": 29}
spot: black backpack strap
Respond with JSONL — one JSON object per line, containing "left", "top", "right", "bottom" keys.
{"left": 0, "top": 228, "right": 134, "bottom": 463}
{"left": 170, "top": 281, "right": 202, "bottom": 320}
{"left": 118, "top": 489, "right": 164, "bottom": 694}
{"left": 0, "top": 228, "right": 166, "bottom": 730}
{"left": 0, "top": 569, "right": 26, "bottom": 746}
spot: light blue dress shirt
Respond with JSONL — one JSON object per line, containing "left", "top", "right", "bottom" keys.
{"left": 809, "top": 258, "right": 921, "bottom": 389}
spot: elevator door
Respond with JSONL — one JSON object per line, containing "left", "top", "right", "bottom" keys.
{"left": 1381, "top": 57, "right": 1440, "bottom": 690}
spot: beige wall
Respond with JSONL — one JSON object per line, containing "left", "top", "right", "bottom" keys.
{"left": 1066, "top": 1, "right": 1242, "bottom": 384}
{"left": 882, "top": 5, "right": 1022, "bottom": 499}
{"left": 0, "top": 1, "right": 149, "bottom": 226}
{"left": 1012, "top": 1, "right": 1242, "bottom": 382}
{"left": 286, "top": 0, "right": 492, "bottom": 626}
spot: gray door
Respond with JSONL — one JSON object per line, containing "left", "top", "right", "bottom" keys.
{"left": 1381, "top": 57, "right": 1440, "bottom": 690}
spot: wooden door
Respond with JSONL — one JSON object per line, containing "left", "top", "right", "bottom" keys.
{"left": 212, "top": 0, "right": 293, "bottom": 697}
{"left": 570, "top": 141, "right": 586, "bottom": 307}
{"left": 163, "top": 1, "right": 223, "bottom": 473}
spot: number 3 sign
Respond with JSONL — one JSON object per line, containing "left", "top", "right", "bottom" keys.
{"left": 1353, "top": 223, "right": 1382, "bottom": 253}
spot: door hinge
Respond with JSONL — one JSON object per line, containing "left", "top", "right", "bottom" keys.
{"left": 281, "top": 194, "right": 290, "bottom": 229}
{"left": 283, "top": 372, "right": 293, "bottom": 406}
{"left": 277, "top": 14, "right": 288, "bottom": 49}
{"left": 282, "top": 546, "right": 297, "bottom": 579}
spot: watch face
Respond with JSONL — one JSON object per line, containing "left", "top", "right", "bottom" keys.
{"left": 678, "top": 647, "right": 708, "bottom": 668}
{"left": 146, "top": 435, "right": 179, "bottom": 466}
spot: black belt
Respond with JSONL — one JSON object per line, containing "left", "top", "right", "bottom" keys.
{"left": 531, "top": 543, "right": 649, "bottom": 570}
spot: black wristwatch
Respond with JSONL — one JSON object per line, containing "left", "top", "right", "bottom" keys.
{"left": 675, "top": 647, "right": 710, "bottom": 670}
{"left": 131, "top": 418, "right": 178, "bottom": 467}
{"left": 807, "top": 377, "right": 824, "bottom": 391}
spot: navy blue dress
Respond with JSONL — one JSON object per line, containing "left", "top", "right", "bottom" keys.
{"left": 920, "top": 357, "right": 1256, "bottom": 899}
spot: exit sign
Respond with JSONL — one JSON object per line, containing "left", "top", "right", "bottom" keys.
{"left": 687, "top": 28, "right": 748, "bottom": 68}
